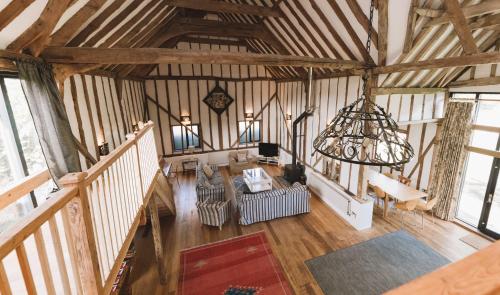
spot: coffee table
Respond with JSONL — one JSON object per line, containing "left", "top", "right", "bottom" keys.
{"left": 243, "top": 167, "right": 272, "bottom": 193}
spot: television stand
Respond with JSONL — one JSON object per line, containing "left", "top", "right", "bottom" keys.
{"left": 257, "top": 156, "right": 279, "bottom": 166}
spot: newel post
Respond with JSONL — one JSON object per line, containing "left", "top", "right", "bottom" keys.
{"left": 60, "top": 172, "right": 102, "bottom": 294}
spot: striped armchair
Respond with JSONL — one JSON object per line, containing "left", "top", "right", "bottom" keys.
{"left": 236, "top": 182, "right": 311, "bottom": 225}
{"left": 196, "top": 200, "right": 231, "bottom": 230}
{"left": 196, "top": 164, "right": 225, "bottom": 203}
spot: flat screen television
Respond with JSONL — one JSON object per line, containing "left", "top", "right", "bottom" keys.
{"left": 259, "top": 143, "right": 279, "bottom": 157}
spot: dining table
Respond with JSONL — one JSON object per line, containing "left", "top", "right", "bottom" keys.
{"left": 366, "top": 169, "right": 428, "bottom": 218}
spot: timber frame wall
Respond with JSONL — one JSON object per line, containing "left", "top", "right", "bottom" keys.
{"left": 144, "top": 42, "right": 280, "bottom": 158}
{"left": 63, "top": 73, "right": 146, "bottom": 169}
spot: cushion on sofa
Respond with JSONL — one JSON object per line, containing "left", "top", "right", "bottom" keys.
{"left": 203, "top": 164, "right": 214, "bottom": 178}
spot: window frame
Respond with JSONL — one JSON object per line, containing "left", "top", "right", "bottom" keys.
{"left": 238, "top": 120, "right": 261, "bottom": 144}
{"left": 171, "top": 123, "right": 202, "bottom": 152}
{"left": 0, "top": 74, "right": 38, "bottom": 207}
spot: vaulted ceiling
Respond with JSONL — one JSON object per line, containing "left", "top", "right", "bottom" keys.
{"left": 0, "top": 0, "right": 499, "bottom": 85}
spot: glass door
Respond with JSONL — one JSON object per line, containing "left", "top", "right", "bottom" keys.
{"left": 479, "top": 156, "right": 500, "bottom": 239}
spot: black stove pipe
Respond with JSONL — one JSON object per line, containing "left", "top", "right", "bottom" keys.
{"left": 291, "top": 110, "right": 313, "bottom": 167}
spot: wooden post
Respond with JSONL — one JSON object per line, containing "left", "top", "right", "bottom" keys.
{"left": 148, "top": 194, "right": 167, "bottom": 284}
{"left": 60, "top": 172, "right": 102, "bottom": 294}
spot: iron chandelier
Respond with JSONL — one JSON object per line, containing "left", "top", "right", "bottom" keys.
{"left": 312, "top": 0, "right": 414, "bottom": 167}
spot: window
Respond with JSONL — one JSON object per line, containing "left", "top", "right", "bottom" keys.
{"left": 172, "top": 124, "right": 201, "bottom": 151}
{"left": 238, "top": 120, "right": 261, "bottom": 144}
{"left": 0, "top": 76, "right": 51, "bottom": 230}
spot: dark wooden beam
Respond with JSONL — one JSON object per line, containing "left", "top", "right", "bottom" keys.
{"left": 425, "top": 0, "right": 500, "bottom": 27}
{"left": 374, "top": 51, "right": 500, "bottom": 74}
{"left": 7, "top": 0, "right": 72, "bottom": 55}
{"left": 49, "top": 0, "right": 106, "bottom": 46}
{"left": 41, "top": 47, "right": 364, "bottom": 69}
{"left": 165, "top": 0, "right": 282, "bottom": 17}
{"left": 443, "top": 0, "right": 479, "bottom": 54}
{"left": 0, "top": 0, "right": 34, "bottom": 32}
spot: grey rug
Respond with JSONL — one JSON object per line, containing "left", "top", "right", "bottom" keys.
{"left": 306, "top": 230, "right": 449, "bottom": 295}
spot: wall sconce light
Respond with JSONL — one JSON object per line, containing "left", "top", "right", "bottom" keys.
{"left": 181, "top": 115, "right": 191, "bottom": 125}
{"left": 285, "top": 114, "right": 292, "bottom": 121}
{"left": 99, "top": 142, "right": 109, "bottom": 156}
{"left": 132, "top": 124, "right": 139, "bottom": 132}
{"left": 245, "top": 112, "right": 253, "bottom": 120}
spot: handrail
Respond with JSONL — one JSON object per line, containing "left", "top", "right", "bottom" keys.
{"left": 0, "top": 187, "right": 77, "bottom": 258}
{"left": 84, "top": 122, "right": 154, "bottom": 184}
{"left": 0, "top": 169, "right": 51, "bottom": 211}
{"left": 0, "top": 121, "right": 161, "bottom": 295}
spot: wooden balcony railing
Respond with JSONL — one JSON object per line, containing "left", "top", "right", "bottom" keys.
{"left": 0, "top": 121, "right": 160, "bottom": 295}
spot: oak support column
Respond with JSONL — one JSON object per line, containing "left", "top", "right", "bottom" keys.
{"left": 148, "top": 194, "right": 167, "bottom": 284}
{"left": 60, "top": 172, "right": 102, "bottom": 294}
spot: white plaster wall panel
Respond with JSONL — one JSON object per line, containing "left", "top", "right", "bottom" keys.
{"left": 349, "top": 164, "right": 360, "bottom": 194}
{"left": 340, "top": 161, "right": 351, "bottom": 189}
{"left": 419, "top": 123, "right": 437, "bottom": 190}
{"left": 145, "top": 80, "right": 162, "bottom": 156}
{"left": 398, "top": 94, "right": 412, "bottom": 121}
{"left": 73, "top": 75, "right": 97, "bottom": 160}
{"left": 411, "top": 94, "right": 424, "bottom": 121}
{"left": 434, "top": 93, "right": 445, "bottom": 118}
{"left": 167, "top": 80, "right": 179, "bottom": 122}
{"left": 405, "top": 124, "right": 422, "bottom": 185}
{"left": 84, "top": 75, "right": 103, "bottom": 143}
{"left": 102, "top": 77, "right": 119, "bottom": 145}
{"left": 474, "top": 64, "right": 493, "bottom": 79}
{"left": 198, "top": 81, "right": 212, "bottom": 151}
{"left": 109, "top": 78, "right": 125, "bottom": 138}
{"left": 94, "top": 77, "right": 114, "bottom": 149}
{"left": 423, "top": 94, "right": 435, "bottom": 119}
{"left": 188, "top": 80, "right": 199, "bottom": 124}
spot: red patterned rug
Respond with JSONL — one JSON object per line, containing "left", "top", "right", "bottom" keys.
{"left": 178, "top": 231, "right": 293, "bottom": 295}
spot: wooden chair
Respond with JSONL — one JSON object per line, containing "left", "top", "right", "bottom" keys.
{"left": 416, "top": 197, "right": 439, "bottom": 228}
{"left": 367, "top": 183, "right": 394, "bottom": 217}
{"left": 398, "top": 175, "right": 412, "bottom": 186}
{"left": 383, "top": 172, "right": 397, "bottom": 179}
{"left": 395, "top": 199, "right": 419, "bottom": 227}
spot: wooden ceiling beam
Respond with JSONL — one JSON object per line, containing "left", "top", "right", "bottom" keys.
{"left": 326, "top": 0, "right": 373, "bottom": 63}
{"left": 41, "top": 47, "right": 364, "bottom": 69}
{"left": 82, "top": 0, "right": 142, "bottom": 47}
{"left": 375, "top": 51, "right": 500, "bottom": 74}
{"left": 164, "top": 0, "right": 282, "bottom": 18}
{"left": 425, "top": 0, "right": 500, "bottom": 27}
{"left": 309, "top": 0, "right": 357, "bottom": 60}
{"left": 66, "top": 0, "right": 127, "bottom": 47}
{"left": 149, "top": 17, "right": 276, "bottom": 48}
{"left": 378, "top": 0, "right": 389, "bottom": 65}
{"left": 449, "top": 76, "right": 500, "bottom": 87}
{"left": 178, "top": 37, "right": 246, "bottom": 47}
{"left": 0, "top": 0, "right": 34, "bottom": 32}
{"left": 49, "top": 0, "right": 106, "bottom": 46}
{"left": 469, "top": 14, "right": 500, "bottom": 30}
{"left": 7, "top": 0, "right": 72, "bottom": 56}
{"left": 443, "top": 0, "right": 479, "bottom": 54}
{"left": 345, "top": 0, "right": 379, "bottom": 49}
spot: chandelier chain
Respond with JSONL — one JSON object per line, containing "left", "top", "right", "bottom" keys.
{"left": 361, "top": 0, "right": 375, "bottom": 98}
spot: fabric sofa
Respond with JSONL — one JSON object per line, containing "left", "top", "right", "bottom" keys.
{"left": 196, "top": 164, "right": 225, "bottom": 203}
{"left": 233, "top": 177, "right": 311, "bottom": 225}
{"left": 228, "top": 150, "right": 256, "bottom": 174}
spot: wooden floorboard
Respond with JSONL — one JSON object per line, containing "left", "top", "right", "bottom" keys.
{"left": 128, "top": 165, "right": 478, "bottom": 295}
